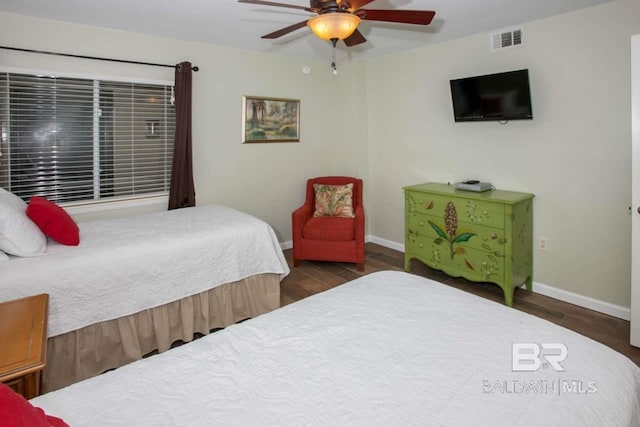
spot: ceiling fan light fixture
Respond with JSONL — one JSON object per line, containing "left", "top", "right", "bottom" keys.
{"left": 307, "top": 13, "right": 361, "bottom": 41}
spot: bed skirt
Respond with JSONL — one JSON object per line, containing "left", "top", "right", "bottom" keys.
{"left": 42, "top": 273, "right": 280, "bottom": 393}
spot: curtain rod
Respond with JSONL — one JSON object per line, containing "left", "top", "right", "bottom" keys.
{"left": 0, "top": 45, "right": 199, "bottom": 72}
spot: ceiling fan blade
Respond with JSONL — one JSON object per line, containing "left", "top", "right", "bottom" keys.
{"left": 343, "top": 28, "right": 367, "bottom": 46}
{"left": 261, "top": 20, "right": 310, "bottom": 39}
{"left": 339, "top": 0, "right": 375, "bottom": 12}
{"left": 358, "top": 9, "right": 436, "bottom": 25}
{"left": 238, "top": 0, "right": 313, "bottom": 12}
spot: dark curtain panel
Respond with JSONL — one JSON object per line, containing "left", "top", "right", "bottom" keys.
{"left": 168, "top": 61, "right": 196, "bottom": 210}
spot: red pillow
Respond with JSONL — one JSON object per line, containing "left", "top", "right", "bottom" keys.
{"left": 0, "top": 383, "right": 68, "bottom": 427}
{"left": 26, "top": 197, "right": 80, "bottom": 246}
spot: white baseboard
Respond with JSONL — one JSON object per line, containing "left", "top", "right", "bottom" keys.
{"left": 366, "top": 236, "right": 631, "bottom": 321}
{"left": 367, "top": 235, "right": 404, "bottom": 252}
{"left": 531, "top": 282, "right": 630, "bottom": 321}
{"left": 280, "top": 240, "right": 293, "bottom": 250}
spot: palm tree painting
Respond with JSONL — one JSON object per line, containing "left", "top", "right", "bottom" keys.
{"left": 242, "top": 96, "right": 300, "bottom": 143}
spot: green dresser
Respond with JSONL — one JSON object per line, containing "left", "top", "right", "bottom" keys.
{"left": 404, "top": 183, "right": 534, "bottom": 306}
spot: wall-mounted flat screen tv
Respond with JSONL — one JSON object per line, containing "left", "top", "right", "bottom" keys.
{"left": 449, "top": 69, "right": 533, "bottom": 122}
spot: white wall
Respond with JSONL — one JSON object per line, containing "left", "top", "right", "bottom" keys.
{"left": 0, "top": 12, "right": 366, "bottom": 243}
{"left": 366, "top": 0, "right": 640, "bottom": 307}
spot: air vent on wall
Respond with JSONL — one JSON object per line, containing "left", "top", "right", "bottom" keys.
{"left": 491, "top": 28, "right": 523, "bottom": 50}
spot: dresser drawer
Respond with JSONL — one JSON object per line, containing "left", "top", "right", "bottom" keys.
{"left": 406, "top": 191, "right": 505, "bottom": 229}
{"left": 406, "top": 233, "right": 505, "bottom": 283}
{"left": 407, "top": 212, "right": 507, "bottom": 257}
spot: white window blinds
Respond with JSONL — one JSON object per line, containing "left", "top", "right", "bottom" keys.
{"left": 0, "top": 72, "right": 175, "bottom": 204}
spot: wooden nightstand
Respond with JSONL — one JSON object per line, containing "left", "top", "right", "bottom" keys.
{"left": 0, "top": 294, "right": 48, "bottom": 399}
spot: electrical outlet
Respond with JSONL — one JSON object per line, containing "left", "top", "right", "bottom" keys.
{"left": 538, "top": 236, "right": 550, "bottom": 251}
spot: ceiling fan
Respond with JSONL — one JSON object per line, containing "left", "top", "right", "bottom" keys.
{"left": 237, "top": 0, "right": 436, "bottom": 47}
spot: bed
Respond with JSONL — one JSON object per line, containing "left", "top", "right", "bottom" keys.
{"left": 0, "top": 204, "right": 289, "bottom": 393}
{"left": 30, "top": 271, "right": 640, "bottom": 426}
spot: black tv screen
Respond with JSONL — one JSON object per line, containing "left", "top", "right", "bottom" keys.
{"left": 449, "top": 69, "right": 533, "bottom": 122}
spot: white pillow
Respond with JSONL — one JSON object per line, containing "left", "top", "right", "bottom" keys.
{"left": 0, "top": 188, "right": 46, "bottom": 256}
{"left": 0, "top": 249, "right": 9, "bottom": 262}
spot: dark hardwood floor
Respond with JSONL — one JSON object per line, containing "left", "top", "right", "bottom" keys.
{"left": 280, "top": 242, "right": 640, "bottom": 367}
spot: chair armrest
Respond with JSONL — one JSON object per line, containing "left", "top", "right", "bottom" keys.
{"left": 292, "top": 203, "right": 313, "bottom": 259}
{"left": 354, "top": 205, "right": 365, "bottom": 242}
{"left": 292, "top": 204, "right": 313, "bottom": 225}
{"left": 292, "top": 203, "right": 313, "bottom": 237}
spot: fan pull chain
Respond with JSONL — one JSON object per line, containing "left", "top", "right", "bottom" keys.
{"left": 330, "top": 38, "right": 338, "bottom": 75}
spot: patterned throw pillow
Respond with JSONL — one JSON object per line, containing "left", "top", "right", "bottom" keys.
{"left": 313, "top": 183, "right": 355, "bottom": 218}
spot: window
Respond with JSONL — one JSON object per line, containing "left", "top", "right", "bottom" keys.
{"left": 0, "top": 72, "right": 175, "bottom": 204}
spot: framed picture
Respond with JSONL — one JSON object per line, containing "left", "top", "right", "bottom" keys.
{"left": 242, "top": 96, "right": 300, "bottom": 143}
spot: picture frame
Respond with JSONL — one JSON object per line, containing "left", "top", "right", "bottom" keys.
{"left": 242, "top": 96, "right": 300, "bottom": 143}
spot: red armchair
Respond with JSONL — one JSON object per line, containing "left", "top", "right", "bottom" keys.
{"left": 292, "top": 176, "right": 365, "bottom": 271}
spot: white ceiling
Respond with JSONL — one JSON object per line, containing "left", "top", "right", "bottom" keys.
{"left": 0, "top": 0, "right": 615, "bottom": 61}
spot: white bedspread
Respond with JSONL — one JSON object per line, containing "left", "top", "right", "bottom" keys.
{"left": 0, "top": 204, "right": 289, "bottom": 337}
{"left": 32, "top": 271, "right": 640, "bottom": 426}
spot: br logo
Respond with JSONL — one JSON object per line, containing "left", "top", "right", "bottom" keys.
{"left": 512, "top": 343, "right": 568, "bottom": 372}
